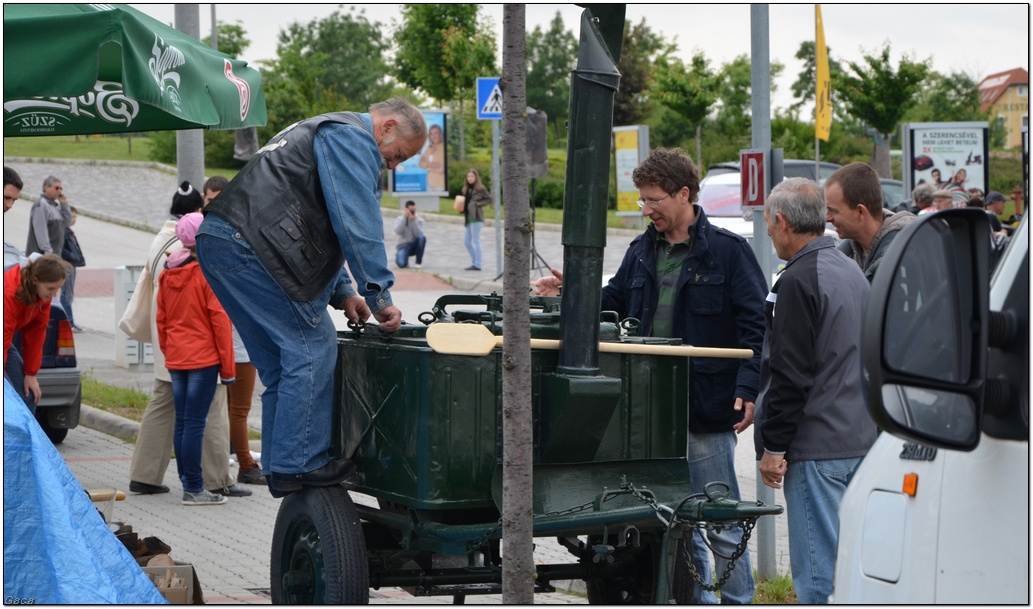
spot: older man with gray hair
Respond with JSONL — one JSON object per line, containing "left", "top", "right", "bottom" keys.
{"left": 25, "top": 175, "right": 71, "bottom": 256}
{"left": 756, "top": 177, "right": 876, "bottom": 603}
{"left": 197, "top": 98, "right": 427, "bottom": 498}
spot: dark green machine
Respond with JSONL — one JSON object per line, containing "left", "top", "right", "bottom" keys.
{"left": 269, "top": 5, "right": 781, "bottom": 604}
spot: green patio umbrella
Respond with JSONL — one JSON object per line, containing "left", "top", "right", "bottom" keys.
{"left": 3, "top": 3, "right": 266, "bottom": 136}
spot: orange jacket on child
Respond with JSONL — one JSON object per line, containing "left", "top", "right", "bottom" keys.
{"left": 3, "top": 265, "right": 52, "bottom": 376}
{"left": 156, "top": 255, "right": 235, "bottom": 379}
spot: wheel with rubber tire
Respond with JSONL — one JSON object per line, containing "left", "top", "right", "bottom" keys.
{"left": 271, "top": 485, "right": 368, "bottom": 604}
{"left": 35, "top": 412, "right": 68, "bottom": 444}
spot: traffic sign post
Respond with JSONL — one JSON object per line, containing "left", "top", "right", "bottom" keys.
{"left": 477, "top": 77, "right": 503, "bottom": 120}
{"left": 740, "top": 149, "right": 767, "bottom": 208}
{"left": 477, "top": 77, "right": 503, "bottom": 276}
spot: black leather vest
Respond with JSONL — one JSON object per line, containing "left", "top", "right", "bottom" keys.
{"left": 204, "top": 112, "right": 368, "bottom": 302}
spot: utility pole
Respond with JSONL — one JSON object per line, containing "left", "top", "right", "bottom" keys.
{"left": 749, "top": 4, "right": 779, "bottom": 582}
{"left": 174, "top": 4, "right": 205, "bottom": 190}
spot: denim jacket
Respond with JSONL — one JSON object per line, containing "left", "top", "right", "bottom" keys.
{"left": 600, "top": 206, "right": 767, "bottom": 433}
{"left": 205, "top": 112, "right": 393, "bottom": 311}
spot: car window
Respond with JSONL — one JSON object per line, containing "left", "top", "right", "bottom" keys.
{"left": 783, "top": 165, "right": 814, "bottom": 180}
{"left": 697, "top": 173, "right": 742, "bottom": 217}
{"left": 817, "top": 165, "right": 839, "bottom": 180}
{"left": 882, "top": 183, "right": 905, "bottom": 207}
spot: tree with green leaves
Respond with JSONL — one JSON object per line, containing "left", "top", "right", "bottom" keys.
{"left": 712, "top": 55, "right": 784, "bottom": 147}
{"left": 834, "top": 44, "right": 930, "bottom": 177}
{"left": 202, "top": 21, "right": 250, "bottom": 58}
{"left": 613, "top": 18, "right": 671, "bottom": 126}
{"left": 653, "top": 52, "right": 718, "bottom": 169}
{"left": 526, "top": 11, "right": 577, "bottom": 143}
{"left": 789, "top": 40, "right": 843, "bottom": 116}
{"left": 904, "top": 71, "right": 985, "bottom": 123}
{"left": 394, "top": 5, "right": 497, "bottom": 160}
{"left": 270, "top": 8, "right": 392, "bottom": 113}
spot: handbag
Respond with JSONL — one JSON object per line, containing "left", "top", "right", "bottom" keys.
{"left": 118, "top": 236, "right": 177, "bottom": 343}
{"left": 119, "top": 266, "right": 154, "bottom": 342}
{"left": 61, "top": 228, "right": 86, "bottom": 267}
{"left": 453, "top": 194, "right": 466, "bottom": 213}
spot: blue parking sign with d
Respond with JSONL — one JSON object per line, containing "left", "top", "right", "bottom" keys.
{"left": 477, "top": 77, "right": 502, "bottom": 120}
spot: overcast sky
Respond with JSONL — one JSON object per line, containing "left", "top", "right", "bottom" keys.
{"left": 134, "top": 3, "right": 1029, "bottom": 113}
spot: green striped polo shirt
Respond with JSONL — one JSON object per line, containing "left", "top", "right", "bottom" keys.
{"left": 651, "top": 221, "right": 697, "bottom": 338}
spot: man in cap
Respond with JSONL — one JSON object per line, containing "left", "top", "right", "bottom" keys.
{"left": 932, "top": 189, "right": 955, "bottom": 212}
{"left": 984, "top": 191, "right": 1009, "bottom": 234}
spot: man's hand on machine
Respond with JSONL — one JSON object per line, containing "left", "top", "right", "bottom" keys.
{"left": 534, "top": 267, "right": 564, "bottom": 296}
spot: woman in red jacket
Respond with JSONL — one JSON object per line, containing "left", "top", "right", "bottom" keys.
{"left": 157, "top": 213, "right": 236, "bottom": 507}
{"left": 4, "top": 254, "right": 70, "bottom": 410}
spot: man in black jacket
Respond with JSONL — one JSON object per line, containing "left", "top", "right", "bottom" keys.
{"left": 537, "top": 148, "right": 767, "bottom": 603}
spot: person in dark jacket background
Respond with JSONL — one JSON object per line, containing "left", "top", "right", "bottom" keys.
{"left": 536, "top": 147, "right": 767, "bottom": 604}
{"left": 756, "top": 177, "right": 875, "bottom": 603}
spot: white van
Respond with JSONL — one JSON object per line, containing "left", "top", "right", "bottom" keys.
{"left": 831, "top": 209, "right": 1029, "bottom": 603}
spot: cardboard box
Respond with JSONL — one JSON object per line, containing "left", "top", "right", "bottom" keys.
{"left": 141, "top": 562, "right": 204, "bottom": 604}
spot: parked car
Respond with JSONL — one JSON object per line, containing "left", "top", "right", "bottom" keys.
{"left": 697, "top": 159, "right": 843, "bottom": 240}
{"left": 880, "top": 178, "right": 905, "bottom": 209}
{"left": 10, "top": 301, "right": 82, "bottom": 444}
{"left": 704, "top": 159, "right": 842, "bottom": 182}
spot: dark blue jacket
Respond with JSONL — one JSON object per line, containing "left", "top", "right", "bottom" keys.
{"left": 600, "top": 206, "right": 767, "bottom": 433}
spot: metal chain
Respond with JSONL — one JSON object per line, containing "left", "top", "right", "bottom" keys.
{"left": 463, "top": 477, "right": 759, "bottom": 593}
{"left": 464, "top": 493, "right": 626, "bottom": 554}
{"left": 682, "top": 518, "right": 757, "bottom": 592}
{"left": 624, "top": 481, "right": 759, "bottom": 594}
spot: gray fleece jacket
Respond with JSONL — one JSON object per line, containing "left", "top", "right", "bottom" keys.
{"left": 837, "top": 210, "right": 916, "bottom": 282}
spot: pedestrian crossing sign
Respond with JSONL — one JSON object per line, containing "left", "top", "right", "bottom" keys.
{"left": 476, "top": 77, "right": 502, "bottom": 120}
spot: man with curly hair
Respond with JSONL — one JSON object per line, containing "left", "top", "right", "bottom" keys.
{"left": 537, "top": 147, "right": 767, "bottom": 603}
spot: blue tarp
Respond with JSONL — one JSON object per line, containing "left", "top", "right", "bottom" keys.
{"left": 3, "top": 379, "right": 167, "bottom": 604}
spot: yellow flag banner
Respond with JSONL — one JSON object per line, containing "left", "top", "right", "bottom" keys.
{"left": 815, "top": 4, "right": 832, "bottom": 141}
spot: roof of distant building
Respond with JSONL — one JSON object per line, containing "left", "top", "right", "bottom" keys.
{"left": 978, "top": 67, "right": 1029, "bottom": 112}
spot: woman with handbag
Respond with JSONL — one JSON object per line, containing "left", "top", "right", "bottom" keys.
{"left": 59, "top": 206, "right": 86, "bottom": 332}
{"left": 459, "top": 168, "right": 492, "bottom": 271}
{"left": 4, "top": 254, "right": 71, "bottom": 411}
{"left": 124, "top": 182, "right": 249, "bottom": 500}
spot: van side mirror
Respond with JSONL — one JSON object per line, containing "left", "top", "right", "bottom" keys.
{"left": 862, "top": 209, "right": 991, "bottom": 451}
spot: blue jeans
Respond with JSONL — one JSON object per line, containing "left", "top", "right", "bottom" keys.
{"left": 196, "top": 215, "right": 338, "bottom": 477}
{"left": 59, "top": 267, "right": 76, "bottom": 328}
{"left": 4, "top": 339, "right": 34, "bottom": 415}
{"left": 783, "top": 457, "right": 863, "bottom": 604}
{"left": 395, "top": 234, "right": 426, "bottom": 268}
{"left": 169, "top": 365, "right": 219, "bottom": 493}
{"left": 687, "top": 430, "right": 755, "bottom": 604}
{"left": 464, "top": 221, "right": 483, "bottom": 268}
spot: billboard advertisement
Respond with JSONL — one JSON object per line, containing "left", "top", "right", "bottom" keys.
{"left": 613, "top": 125, "right": 649, "bottom": 213}
{"left": 392, "top": 110, "right": 447, "bottom": 194}
{"left": 903, "top": 122, "right": 989, "bottom": 196}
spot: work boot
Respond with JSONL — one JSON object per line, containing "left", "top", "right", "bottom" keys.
{"left": 129, "top": 481, "right": 170, "bottom": 495}
{"left": 237, "top": 464, "right": 267, "bottom": 485}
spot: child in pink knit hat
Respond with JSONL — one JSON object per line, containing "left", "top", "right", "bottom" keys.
{"left": 157, "top": 211, "right": 236, "bottom": 506}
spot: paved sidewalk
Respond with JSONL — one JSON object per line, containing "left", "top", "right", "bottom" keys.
{"left": 4, "top": 158, "right": 790, "bottom": 602}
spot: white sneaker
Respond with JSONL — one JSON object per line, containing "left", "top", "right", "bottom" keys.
{"left": 414, "top": 263, "right": 422, "bottom": 269}
{"left": 182, "top": 489, "right": 227, "bottom": 506}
